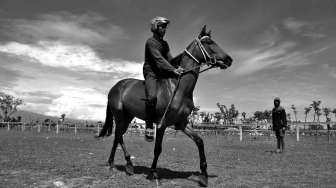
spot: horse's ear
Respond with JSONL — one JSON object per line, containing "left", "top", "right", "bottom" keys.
{"left": 207, "top": 30, "right": 212, "bottom": 37}
{"left": 198, "top": 25, "right": 207, "bottom": 38}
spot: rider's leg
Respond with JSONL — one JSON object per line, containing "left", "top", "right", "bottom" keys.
{"left": 144, "top": 74, "right": 157, "bottom": 142}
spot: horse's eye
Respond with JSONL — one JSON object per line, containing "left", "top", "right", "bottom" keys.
{"left": 206, "top": 39, "right": 213, "bottom": 44}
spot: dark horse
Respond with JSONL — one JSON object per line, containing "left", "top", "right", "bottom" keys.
{"left": 97, "top": 25, "right": 232, "bottom": 187}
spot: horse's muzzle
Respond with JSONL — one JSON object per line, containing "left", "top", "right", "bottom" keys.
{"left": 217, "top": 56, "right": 232, "bottom": 69}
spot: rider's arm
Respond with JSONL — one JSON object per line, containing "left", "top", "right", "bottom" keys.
{"left": 167, "top": 51, "right": 173, "bottom": 62}
{"left": 146, "top": 40, "right": 176, "bottom": 74}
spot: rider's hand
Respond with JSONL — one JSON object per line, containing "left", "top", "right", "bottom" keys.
{"left": 174, "top": 66, "right": 184, "bottom": 76}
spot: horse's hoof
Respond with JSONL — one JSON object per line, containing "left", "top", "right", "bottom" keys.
{"left": 125, "top": 163, "right": 134, "bottom": 175}
{"left": 199, "top": 174, "right": 208, "bottom": 187}
{"left": 108, "top": 163, "right": 115, "bottom": 170}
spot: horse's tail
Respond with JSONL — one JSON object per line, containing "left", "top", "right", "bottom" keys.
{"left": 97, "top": 103, "right": 114, "bottom": 137}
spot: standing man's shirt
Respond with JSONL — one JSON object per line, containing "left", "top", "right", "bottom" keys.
{"left": 272, "top": 106, "right": 287, "bottom": 131}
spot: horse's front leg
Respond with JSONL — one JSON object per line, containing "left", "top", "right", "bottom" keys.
{"left": 148, "top": 126, "right": 166, "bottom": 180}
{"left": 182, "top": 126, "right": 208, "bottom": 187}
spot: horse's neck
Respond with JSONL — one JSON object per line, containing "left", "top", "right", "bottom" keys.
{"left": 177, "top": 56, "right": 199, "bottom": 97}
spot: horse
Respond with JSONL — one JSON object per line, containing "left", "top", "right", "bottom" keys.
{"left": 97, "top": 25, "right": 233, "bottom": 187}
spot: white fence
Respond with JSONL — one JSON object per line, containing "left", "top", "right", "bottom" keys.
{"left": 1, "top": 122, "right": 335, "bottom": 142}
{"left": 0, "top": 122, "right": 102, "bottom": 136}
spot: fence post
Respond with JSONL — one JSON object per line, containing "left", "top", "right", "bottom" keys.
{"left": 7, "top": 122, "right": 10, "bottom": 131}
{"left": 75, "top": 123, "right": 77, "bottom": 135}
{"left": 296, "top": 124, "right": 299, "bottom": 142}
{"left": 21, "top": 123, "right": 25, "bottom": 131}
{"left": 97, "top": 123, "right": 100, "bottom": 136}
{"left": 56, "top": 122, "right": 59, "bottom": 134}
{"left": 38, "top": 123, "right": 41, "bottom": 133}
{"left": 239, "top": 124, "right": 243, "bottom": 142}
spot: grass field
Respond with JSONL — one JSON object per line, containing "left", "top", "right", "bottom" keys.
{"left": 0, "top": 129, "right": 335, "bottom": 188}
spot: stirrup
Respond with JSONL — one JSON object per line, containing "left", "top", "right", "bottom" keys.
{"left": 145, "top": 128, "right": 154, "bottom": 142}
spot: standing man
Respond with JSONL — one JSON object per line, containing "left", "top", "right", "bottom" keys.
{"left": 143, "top": 16, "right": 184, "bottom": 142}
{"left": 272, "top": 97, "right": 287, "bottom": 153}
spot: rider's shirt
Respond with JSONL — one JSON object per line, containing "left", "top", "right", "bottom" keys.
{"left": 272, "top": 106, "right": 287, "bottom": 131}
{"left": 143, "top": 35, "right": 175, "bottom": 77}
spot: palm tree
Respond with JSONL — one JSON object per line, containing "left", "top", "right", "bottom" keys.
{"left": 217, "top": 103, "right": 229, "bottom": 125}
{"left": 304, "top": 106, "right": 312, "bottom": 130}
{"left": 291, "top": 104, "right": 298, "bottom": 123}
{"left": 311, "top": 100, "right": 321, "bottom": 123}
{"left": 241, "top": 112, "right": 246, "bottom": 123}
{"left": 316, "top": 109, "right": 322, "bottom": 124}
{"left": 61, "top": 114, "right": 66, "bottom": 122}
{"left": 229, "top": 104, "right": 239, "bottom": 124}
{"left": 323, "top": 107, "right": 331, "bottom": 122}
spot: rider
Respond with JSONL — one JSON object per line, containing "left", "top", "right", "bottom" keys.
{"left": 143, "top": 16, "right": 184, "bottom": 142}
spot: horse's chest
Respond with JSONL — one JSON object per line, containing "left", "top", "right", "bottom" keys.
{"left": 175, "top": 100, "right": 193, "bottom": 116}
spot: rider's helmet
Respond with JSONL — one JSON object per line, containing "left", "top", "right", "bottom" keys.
{"left": 150, "top": 16, "right": 170, "bottom": 32}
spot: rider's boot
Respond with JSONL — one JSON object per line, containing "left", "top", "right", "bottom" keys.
{"left": 145, "top": 100, "right": 156, "bottom": 142}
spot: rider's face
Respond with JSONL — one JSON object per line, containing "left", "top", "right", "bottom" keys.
{"left": 157, "top": 24, "right": 167, "bottom": 37}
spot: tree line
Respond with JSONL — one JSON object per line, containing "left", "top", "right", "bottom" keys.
{"left": 191, "top": 100, "right": 336, "bottom": 128}
{"left": 1, "top": 92, "right": 336, "bottom": 128}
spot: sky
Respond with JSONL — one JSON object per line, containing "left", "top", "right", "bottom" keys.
{"left": 0, "top": 0, "right": 336, "bottom": 121}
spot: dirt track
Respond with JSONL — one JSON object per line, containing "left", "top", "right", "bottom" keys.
{"left": 0, "top": 129, "right": 335, "bottom": 188}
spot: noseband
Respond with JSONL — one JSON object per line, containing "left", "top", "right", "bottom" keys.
{"left": 183, "top": 36, "right": 217, "bottom": 74}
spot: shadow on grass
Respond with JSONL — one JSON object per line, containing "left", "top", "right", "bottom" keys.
{"left": 265, "top": 150, "right": 277, "bottom": 154}
{"left": 114, "top": 164, "right": 217, "bottom": 183}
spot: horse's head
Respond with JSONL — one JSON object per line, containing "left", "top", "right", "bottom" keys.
{"left": 185, "top": 25, "right": 233, "bottom": 70}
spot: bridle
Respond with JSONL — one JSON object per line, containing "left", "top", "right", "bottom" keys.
{"left": 158, "top": 36, "right": 220, "bottom": 128}
{"left": 183, "top": 36, "right": 218, "bottom": 74}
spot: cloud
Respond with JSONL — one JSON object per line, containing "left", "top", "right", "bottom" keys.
{"left": 45, "top": 86, "right": 107, "bottom": 120}
{"left": 0, "top": 38, "right": 143, "bottom": 120}
{"left": 0, "top": 11, "right": 125, "bottom": 45}
{"left": 230, "top": 21, "right": 332, "bottom": 76}
{"left": 282, "top": 17, "right": 325, "bottom": 39}
{"left": 0, "top": 41, "right": 142, "bottom": 78}
{"left": 0, "top": 52, "right": 34, "bottom": 89}
{"left": 283, "top": 18, "right": 306, "bottom": 33}
{"left": 0, "top": 64, "right": 20, "bottom": 89}
{"left": 322, "top": 64, "right": 336, "bottom": 79}
{"left": 233, "top": 41, "right": 308, "bottom": 75}
{"left": 19, "top": 91, "right": 62, "bottom": 105}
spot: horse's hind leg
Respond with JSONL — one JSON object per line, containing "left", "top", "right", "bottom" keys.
{"left": 119, "top": 135, "right": 134, "bottom": 175}
{"left": 107, "top": 135, "right": 119, "bottom": 168}
{"left": 107, "top": 111, "right": 134, "bottom": 173}
{"left": 116, "top": 111, "right": 135, "bottom": 175}
{"left": 182, "top": 126, "right": 208, "bottom": 187}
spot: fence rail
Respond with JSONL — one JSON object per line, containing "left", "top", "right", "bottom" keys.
{"left": 0, "top": 122, "right": 100, "bottom": 135}
{"left": 1, "top": 122, "right": 335, "bottom": 142}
